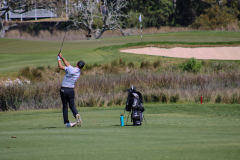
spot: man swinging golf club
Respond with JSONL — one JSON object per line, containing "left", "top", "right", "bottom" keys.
{"left": 57, "top": 52, "right": 85, "bottom": 127}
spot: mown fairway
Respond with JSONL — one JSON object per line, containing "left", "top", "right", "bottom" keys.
{"left": 1, "top": 104, "right": 240, "bottom": 160}
{"left": 1, "top": 31, "right": 240, "bottom": 75}
{"left": 1, "top": 31, "right": 240, "bottom": 159}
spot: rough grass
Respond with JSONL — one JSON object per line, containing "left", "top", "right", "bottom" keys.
{"left": 0, "top": 104, "right": 240, "bottom": 160}
{"left": 1, "top": 32, "right": 240, "bottom": 110}
{"left": 1, "top": 58, "right": 240, "bottom": 110}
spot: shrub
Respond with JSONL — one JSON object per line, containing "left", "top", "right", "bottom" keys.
{"left": 181, "top": 58, "right": 202, "bottom": 73}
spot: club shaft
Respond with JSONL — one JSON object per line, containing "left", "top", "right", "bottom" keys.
{"left": 126, "top": 112, "right": 130, "bottom": 125}
{"left": 59, "top": 30, "right": 67, "bottom": 52}
{"left": 143, "top": 115, "right": 147, "bottom": 125}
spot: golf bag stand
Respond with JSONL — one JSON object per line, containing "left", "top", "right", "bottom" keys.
{"left": 125, "top": 86, "right": 145, "bottom": 126}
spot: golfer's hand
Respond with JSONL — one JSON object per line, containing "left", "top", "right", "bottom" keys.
{"left": 57, "top": 56, "right": 61, "bottom": 61}
{"left": 58, "top": 52, "right": 63, "bottom": 59}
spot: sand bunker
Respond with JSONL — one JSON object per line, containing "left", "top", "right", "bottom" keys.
{"left": 121, "top": 47, "right": 240, "bottom": 60}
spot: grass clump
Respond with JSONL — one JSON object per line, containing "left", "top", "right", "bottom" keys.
{"left": 127, "top": 61, "right": 135, "bottom": 68}
{"left": 153, "top": 60, "right": 161, "bottom": 68}
{"left": 20, "top": 66, "right": 42, "bottom": 81}
{"left": 140, "top": 61, "right": 151, "bottom": 69}
{"left": 215, "top": 94, "right": 222, "bottom": 103}
{"left": 85, "top": 64, "right": 94, "bottom": 71}
{"left": 0, "top": 85, "right": 24, "bottom": 111}
{"left": 170, "top": 94, "right": 179, "bottom": 103}
{"left": 231, "top": 93, "right": 240, "bottom": 104}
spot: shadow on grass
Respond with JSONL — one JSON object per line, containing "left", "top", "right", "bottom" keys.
{"left": 27, "top": 127, "right": 57, "bottom": 129}
{"left": 112, "top": 125, "right": 143, "bottom": 127}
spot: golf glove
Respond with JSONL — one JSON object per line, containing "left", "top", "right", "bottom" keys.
{"left": 57, "top": 56, "right": 61, "bottom": 61}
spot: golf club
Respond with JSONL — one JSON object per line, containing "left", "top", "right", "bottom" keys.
{"left": 59, "top": 29, "right": 69, "bottom": 53}
{"left": 126, "top": 112, "right": 130, "bottom": 126}
{"left": 143, "top": 115, "right": 147, "bottom": 125}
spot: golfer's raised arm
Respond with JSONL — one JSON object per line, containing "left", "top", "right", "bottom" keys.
{"left": 57, "top": 56, "right": 65, "bottom": 70}
{"left": 58, "top": 53, "right": 70, "bottom": 67}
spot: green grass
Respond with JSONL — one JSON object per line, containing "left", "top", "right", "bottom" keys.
{"left": 1, "top": 104, "right": 240, "bottom": 160}
{"left": 1, "top": 32, "right": 240, "bottom": 159}
{"left": 1, "top": 31, "right": 240, "bottom": 75}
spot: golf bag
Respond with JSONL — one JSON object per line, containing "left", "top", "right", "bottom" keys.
{"left": 126, "top": 86, "right": 145, "bottom": 126}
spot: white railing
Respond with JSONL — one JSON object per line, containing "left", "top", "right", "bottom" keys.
{"left": 8, "top": 9, "right": 57, "bottom": 21}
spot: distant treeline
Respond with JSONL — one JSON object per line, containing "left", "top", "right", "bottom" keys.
{"left": 125, "top": 0, "right": 240, "bottom": 29}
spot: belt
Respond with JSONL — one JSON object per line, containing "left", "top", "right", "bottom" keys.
{"left": 61, "top": 87, "right": 74, "bottom": 89}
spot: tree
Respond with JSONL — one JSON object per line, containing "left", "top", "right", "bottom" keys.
{"left": 226, "top": 0, "right": 240, "bottom": 20}
{"left": 175, "top": 0, "right": 212, "bottom": 26}
{"left": 192, "top": 0, "right": 212, "bottom": 17}
{"left": 0, "top": 0, "right": 59, "bottom": 38}
{"left": 69, "top": 0, "right": 129, "bottom": 39}
{"left": 126, "top": 0, "right": 173, "bottom": 28}
{"left": 191, "top": 4, "right": 239, "bottom": 30}
{"left": 144, "top": 0, "right": 173, "bottom": 27}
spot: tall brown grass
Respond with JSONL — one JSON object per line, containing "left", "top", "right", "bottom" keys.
{"left": 1, "top": 59, "right": 240, "bottom": 111}
{"left": 5, "top": 27, "right": 194, "bottom": 41}
{"left": 6, "top": 25, "right": 240, "bottom": 41}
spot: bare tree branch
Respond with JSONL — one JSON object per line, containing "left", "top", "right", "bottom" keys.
{"left": 70, "top": 0, "right": 130, "bottom": 39}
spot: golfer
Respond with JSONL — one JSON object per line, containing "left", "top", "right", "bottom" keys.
{"left": 57, "top": 52, "right": 85, "bottom": 127}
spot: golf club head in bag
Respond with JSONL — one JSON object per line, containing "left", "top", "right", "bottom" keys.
{"left": 125, "top": 85, "right": 145, "bottom": 126}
